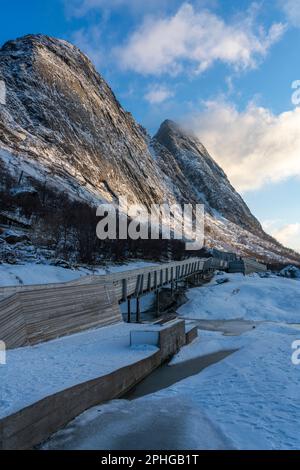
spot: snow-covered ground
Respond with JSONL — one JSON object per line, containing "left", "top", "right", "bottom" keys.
{"left": 178, "top": 272, "right": 300, "bottom": 323}
{"left": 43, "top": 273, "right": 300, "bottom": 450}
{"left": 166, "top": 323, "right": 300, "bottom": 449}
{"left": 0, "top": 260, "right": 157, "bottom": 287}
{"left": 0, "top": 322, "right": 159, "bottom": 419}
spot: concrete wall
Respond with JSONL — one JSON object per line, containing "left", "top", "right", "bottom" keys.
{"left": 130, "top": 330, "right": 160, "bottom": 347}
{"left": 159, "top": 320, "right": 186, "bottom": 360}
{"left": 243, "top": 259, "right": 267, "bottom": 275}
{"left": 129, "top": 320, "right": 186, "bottom": 360}
{"left": 0, "top": 351, "right": 161, "bottom": 450}
{"left": 0, "top": 320, "right": 186, "bottom": 450}
{"left": 185, "top": 326, "right": 198, "bottom": 345}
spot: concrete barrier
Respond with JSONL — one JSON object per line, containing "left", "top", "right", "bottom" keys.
{"left": 0, "top": 320, "right": 186, "bottom": 450}
{"left": 185, "top": 326, "right": 198, "bottom": 345}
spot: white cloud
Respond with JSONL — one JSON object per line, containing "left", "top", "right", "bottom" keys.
{"left": 262, "top": 220, "right": 300, "bottom": 253}
{"left": 187, "top": 100, "right": 300, "bottom": 192}
{"left": 66, "top": 0, "right": 125, "bottom": 16}
{"left": 71, "top": 27, "right": 103, "bottom": 67}
{"left": 117, "top": 3, "right": 285, "bottom": 76}
{"left": 144, "top": 85, "right": 174, "bottom": 104}
{"left": 272, "top": 223, "right": 300, "bottom": 253}
{"left": 278, "top": 0, "right": 300, "bottom": 27}
{"left": 65, "top": 0, "right": 175, "bottom": 17}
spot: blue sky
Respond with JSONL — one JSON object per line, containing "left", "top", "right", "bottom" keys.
{"left": 1, "top": 0, "right": 300, "bottom": 252}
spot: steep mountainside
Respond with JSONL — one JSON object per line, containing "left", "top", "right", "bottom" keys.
{"left": 153, "top": 120, "right": 263, "bottom": 236}
{"left": 0, "top": 34, "right": 299, "bottom": 266}
{"left": 0, "top": 34, "right": 167, "bottom": 208}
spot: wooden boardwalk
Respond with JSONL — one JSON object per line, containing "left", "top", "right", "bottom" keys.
{"left": 0, "top": 257, "right": 228, "bottom": 349}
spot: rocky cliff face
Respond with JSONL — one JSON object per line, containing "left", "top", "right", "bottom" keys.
{"left": 0, "top": 34, "right": 166, "bottom": 208}
{"left": 0, "top": 34, "right": 299, "bottom": 265}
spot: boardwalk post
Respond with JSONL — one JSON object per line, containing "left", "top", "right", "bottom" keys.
{"left": 136, "top": 297, "right": 141, "bottom": 323}
{"left": 127, "top": 298, "right": 131, "bottom": 323}
{"left": 156, "top": 289, "right": 160, "bottom": 317}
{"left": 122, "top": 279, "right": 127, "bottom": 302}
{"left": 154, "top": 271, "right": 157, "bottom": 290}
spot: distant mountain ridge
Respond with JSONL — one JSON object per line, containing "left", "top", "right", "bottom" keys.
{"left": 0, "top": 34, "right": 299, "bottom": 266}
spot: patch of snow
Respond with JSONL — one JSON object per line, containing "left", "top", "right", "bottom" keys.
{"left": 170, "top": 329, "right": 240, "bottom": 365}
{"left": 0, "top": 260, "right": 158, "bottom": 287}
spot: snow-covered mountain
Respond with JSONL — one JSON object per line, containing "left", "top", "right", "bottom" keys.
{"left": 153, "top": 119, "right": 263, "bottom": 235}
{"left": 0, "top": 34, "right": 167, "bottom": 208}
{"left": 0, "top": 34, "right": 299, "bottom": 265}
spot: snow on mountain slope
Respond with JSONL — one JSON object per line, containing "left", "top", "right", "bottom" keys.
{"left": 0, "top": 34, "right": 299, "bottom": 265}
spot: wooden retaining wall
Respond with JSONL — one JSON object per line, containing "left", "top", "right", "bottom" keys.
{"left": 0, "top": 280, "right": 121, "bottom": 349}
{"left": 228, "top": 259, "right": 267, "bottom": 275}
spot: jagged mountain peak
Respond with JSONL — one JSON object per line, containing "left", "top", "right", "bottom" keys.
{"left": 157, "top": 119, "right": 182, "bottom": 133}
{"left": 155, "top": 118, "right": 201, "bottom": 151}
{"left": 153, "top": 118, "right": 264, "bottom": 235}
{"left": 155, "top": 118, "right": 206, "bottom": 147}
{"left": 1, "top": 34, "right": 92, "bottom": 68}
